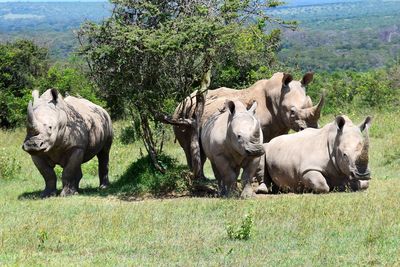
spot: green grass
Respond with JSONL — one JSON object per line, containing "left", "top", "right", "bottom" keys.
{"left": 0, "top": 111, "right": 399, "bottom": 266}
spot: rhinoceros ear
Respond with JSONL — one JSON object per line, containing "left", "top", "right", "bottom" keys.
{"left": 50, "top": 88, "right": 59, "bottom": 103}
{"left": 32, "top": 90, "right": 40, "bottom": 100}
{"left": 301, "top": 72, "right": 314, "bottom": 86}
{"left": 282, "top": 73, "right": 293, "bottom": 87}
{"left": 225, "top": 100, "right": 235, "bottom": 115}
{"left": 359, "top": 116, "right": 372, "bottom": 132}
{"left": 335, "top": 115, "right": 346, "bottom": 132}
{"left": 247, "top": 101, "right": 257, "bottom": 115}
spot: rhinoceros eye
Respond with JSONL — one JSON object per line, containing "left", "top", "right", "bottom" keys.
{"left": 290, "top": 108, "right": 296, "bottom": 117}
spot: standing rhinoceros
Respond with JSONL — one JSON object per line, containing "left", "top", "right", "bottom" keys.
{"left": 173, "top": 72, "right": 324, "bottom": 182}
{"left": 201, "top": 100, "right": 265, "bottom": 198}
{"left": 22, "top": 89, "right": 113, "bottom": 197}
{"left": 262, "top": 115, "right": 372, "bottom": 193}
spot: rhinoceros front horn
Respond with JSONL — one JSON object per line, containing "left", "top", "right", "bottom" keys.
{"left": 27, "top": 100, "right": 36, "bottom": 127}
{"left": 312, "top": 94, "right": 325, "bottom": 119}
{"left": 360, "top": 126, "right": 370, "bottom": 162}
{"left": 301, "top": 94, "right": 325, "bottom": 121}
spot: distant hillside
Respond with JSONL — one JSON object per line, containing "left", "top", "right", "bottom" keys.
{"left": 1, "top": 1, "right": 399, "bottom": 71}
{"left": 273, "top": 0, "right": 400, "bottom": 71}
{"left": 0, "top": 2, "right": 111, "bottom": 58}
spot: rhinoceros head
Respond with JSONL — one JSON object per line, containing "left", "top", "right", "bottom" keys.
{"left": 280, "top": 72, "right": 324, "bottom": 131}
{"left": 22, "top": 89, "right": 67, "bottom": 154}
{"left": 333, "top": 115, "right": 372, "bottom": 180}
{"left": 226, "top": 100, "right": 265, "bottom": 157}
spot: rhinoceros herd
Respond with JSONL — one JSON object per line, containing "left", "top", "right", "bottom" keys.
{"left": 22, "top": 72, "right": 372, "bottom": 198}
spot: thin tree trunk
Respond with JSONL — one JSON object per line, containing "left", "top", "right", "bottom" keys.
{"left": 190, "top": 91, "right": 205, "bottom": 180}
{"left": 139, "top": 113, "right": 165, "bottom": 173}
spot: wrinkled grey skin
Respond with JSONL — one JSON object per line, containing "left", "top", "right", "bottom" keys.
{"left": 173, "top": 72, "right": 324, "bottom": 182}
{"left": 261, "top": 115, "right": 372, "bottom": 194}
{"left": 22, "top": 89, "right": 113, "bottom": 197}
{"left": 201, "top": 100, "right": 265, "bottom": 198}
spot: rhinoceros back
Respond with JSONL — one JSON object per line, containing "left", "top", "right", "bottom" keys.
{"left": 64, "top": 96, "right": 113, "bottom": 162}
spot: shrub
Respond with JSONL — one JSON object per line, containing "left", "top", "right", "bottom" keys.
{"left": 111, "top": 154, "right": 191, "bottom": 196}
{"left": 226, "top": 213, "right": 254, "bottom": 241}
{"left": 0, "top": 148, "right": 21, "bottom": 179}
{"left": 0, "top": 40, "right": 48, "bottom": 128}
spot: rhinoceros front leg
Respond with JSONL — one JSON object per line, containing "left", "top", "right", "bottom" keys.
{"left": 212, "top": 157, "right": 239, "bottom": 197}
{"left": 240, "top": 158, "right": 259, "bottom": 198}
{"left": 60, "top": 149, "right": 84, "bottom": 197}
{"left": 303, "top": 171, "right": 330, "bottom": 193}
{"left": 31, "top": 156, "right": 57, "bottom": 198}
{"left": 349, "top": 180, "right": 369, "bottom": 191}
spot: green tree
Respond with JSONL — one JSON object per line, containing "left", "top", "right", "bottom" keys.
{"left": 78, "top": 0, "right": 295, "bottom": 173}
{"left": 37, "top": 61, "right": 104, "bottom": 106}
{"left": 0, "top": 40, "right": 48, "bottom": 128}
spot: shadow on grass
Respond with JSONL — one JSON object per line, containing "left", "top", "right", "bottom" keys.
{"left": 18, "top": 154, "right": 218, "bottom": 201}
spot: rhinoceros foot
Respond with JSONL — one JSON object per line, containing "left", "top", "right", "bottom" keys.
{"left": 99, "top": 183, "right": 109, "bottom": 189}
{"left": 60, "top": 187, "right": 79, "bottom": 197}
{"left": 40, "top": 188, "right": 57, "bottom": 198}
{"left": 241, "top": 184, "right": 256, "bottom": 199}
{"left": 255, "top": 183, "right": 269, "bottom": 194}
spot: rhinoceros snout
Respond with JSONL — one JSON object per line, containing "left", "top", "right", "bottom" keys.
{"left": 22, "top": 140, "right": 46, "bottom": 153}
{"left": 351, "top": 169, "right": 371, "bottom": 180}
{"left": 244, "top": 144, "right": 265, "bottom": 157}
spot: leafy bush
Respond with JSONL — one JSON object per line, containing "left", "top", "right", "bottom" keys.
{"left": 0, "top": 40, "right": 48, "bottom": 128}
{"left": 226, "top": 213, "right": 254, "bottom": 241}
{"left": 0, "top": 148, "right": 21, "bottom": 179}
{"left": 0, "top": 40, "right": 103, "bottom": 128}
{"left": 111, "top": 154, "right": 191, "bottom": 196}
{"left": 306, "top": 68, "right": 400, "bottom": 114}
{"left": 37, "top": 62, "right": 104, "bottom": 106}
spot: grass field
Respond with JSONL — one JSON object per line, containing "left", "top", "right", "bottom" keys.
{"left": 0, "top": 110, "right": 399, "bottom": 266}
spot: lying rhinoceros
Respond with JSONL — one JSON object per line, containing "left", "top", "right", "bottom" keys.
{"left": 174, "top": 72, "right": 324, "bottom": 181}
{"left": 262, "top": 115, "right": 372, "bottom": 193}
{"left": 201, "top": 100, "right": 265, "bottom": 198}
{"left": 22, "top": 89, "right": 113, "bottom": 197}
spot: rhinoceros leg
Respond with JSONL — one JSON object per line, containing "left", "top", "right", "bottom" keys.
{"left": 176, "top": 127, "right": 208, "bottom": 181}
{"left": 349, "top": 180, "right": 369, "bottom": 191}
{"left": 255, "top": 155, "right": 269, "bottom": 194}
{"left": 60, "top": 149, "right": 84, "bottom": 197}
{"left": 240, "top": 158, "right": 258, "bottom": 198}
{"left": 303, "top": 171, "right": 330, "bottom": 193}
{"left": 212, "top": 157, "right": 239, "bottom": 197}
{"left": 175, "top": 127, "right": 193, "bottom": 170}
{"left": 97, "top": 145, "right": 111, "bottom": 189}
{"left": 210, "top": 163, "right": 223, "bottom": 192}
{"left": 31, "top": 156, "right": 57, "bottom": 198}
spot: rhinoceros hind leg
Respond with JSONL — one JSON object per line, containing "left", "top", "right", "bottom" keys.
{"left": 97, "top": 144, "right": 111, "bottom": 189}
{"left": 303, "top": 171, "right": 329, "bottom": 194}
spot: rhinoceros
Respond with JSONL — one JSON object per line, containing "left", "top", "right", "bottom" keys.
{"left": 262, "top": 115, "right": 372, "bottom": 193}
{"left": 173, "top": 72, "right": 324, "bottom": 180}
{"left": 201, "top": 100, "right": 265, "bottom": 197}
{"left": 22, "top": 89, "right": 113, "bottom": 197}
